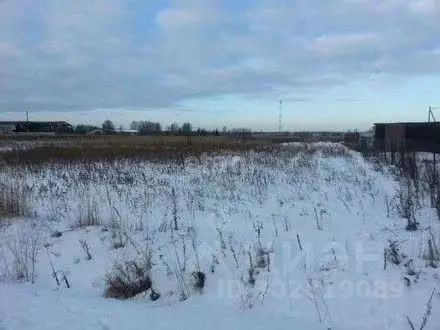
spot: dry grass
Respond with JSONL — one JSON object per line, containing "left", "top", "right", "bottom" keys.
{"left": 0, "top": 135, "right": 299, "bottom": 165}
{"left": 104, "top": 259, "right": 152, "bottom": 299}
{"left": 0, "top": 134, "right": 293, "bottom": 148}
{"left": 0, "top": 178, "right": 31, "bottom": 219}
{"left": 72, "top": 199, "right": 100, "bottom": 228}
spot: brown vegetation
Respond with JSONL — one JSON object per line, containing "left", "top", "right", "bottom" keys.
{"left": 104, "top": 259, "right": 152, "bottom": 300}
{"left": 0, "top": 134, "right": 299, "bottom": 165}
{"left": 0, "top": 178, "right": 31, "bottom": 219}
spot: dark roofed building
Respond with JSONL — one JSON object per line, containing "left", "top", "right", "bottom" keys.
{"left": 0, "top": 121, "right": 73, "bottom": 133}
{"left": 0, "top": 122, "right": 19, "bottom": 133}
{"left": 374, "top": 122, "right": 440, "bottom": 153}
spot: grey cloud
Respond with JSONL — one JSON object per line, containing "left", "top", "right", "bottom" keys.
{"left": 0, "top": 0, "right": 439, "bottom": 112}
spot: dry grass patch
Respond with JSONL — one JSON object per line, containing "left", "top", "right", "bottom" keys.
{"left": 0, "top": 178, "right": 31, "bottom": 220}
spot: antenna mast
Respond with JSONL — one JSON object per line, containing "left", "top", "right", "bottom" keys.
{"left": 278, "top": 99, "right": 283, "bottom": 132}
{"left": 428, "top": 106, "right": 439, "bottom": 123}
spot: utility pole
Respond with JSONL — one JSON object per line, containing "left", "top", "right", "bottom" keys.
{"left": 278, "top": 99, "right": 283, "bottom": 132}
{"left": 26, "top": 110, "right": 29, "bottom": 122}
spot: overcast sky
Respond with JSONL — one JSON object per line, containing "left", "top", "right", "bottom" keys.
{"left": 1, "top": 0, "right": 440, "bottom": 131}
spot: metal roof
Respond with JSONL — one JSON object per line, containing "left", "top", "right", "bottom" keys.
{"left": 0, "top": 121, "right": 72, "bottom": 126}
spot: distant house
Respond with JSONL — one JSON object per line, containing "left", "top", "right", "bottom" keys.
{"left": 114, "top": 129, "right": 138, "bottom": 135}
{"left": 0, "top": 121, "right": 73, "bottom": 133}
{"left": 86, "top": 128, "right": 104, "bottom": 135}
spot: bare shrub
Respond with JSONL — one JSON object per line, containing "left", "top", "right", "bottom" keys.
{"left": 0, "top": 177, "right": 32, "bottom": 220}
{"left": 103, "top": 207, "right": 129, "bottom": 250}
{"left": 0, "top": 223, "right": 43, "bottom": 283}
{"left": 421, "top": 161, "right": 438, "bottom": 209}
{"left": 79, "top": 239, "right": 92, "bottom": 260}
{"left": 384, "top": 240, "right": 406, "bottom": 269}
{"left": 72, "top": 197, "right": 100, "bottom": 228}
{"left": 397, "top": 177, "right": 419, "bottom": 231}
{"left": 247, "top": 250, "right": 256, "bottom": 287}
{"left": 384, "top": 194, "right": 392, "bottom": 218}
{"left": 210, "top": 255, "right": 219, "bottom": 273}
{"left": 435, "top": 189, "right": 440, "bottom": 221}
{"left": 169, "top": 229, "right": 190, "bottom": 300}
{"left": 423, "top": 231, "right": 440, "bottom": 268}
{"left": 256, "top": 248, "right": 267, "bottom": 269}
{"left": 407, "top": 289, "right": 436, "bottom": 330}
{"left": 305, "top": 278, "right": 333, "bottom": 327}
{"left": 398, "top": 151, "right": 418, "bottom": 184}
{"left": 171, "top": 188, "right": 179, "bottom": 230}
{"left": 313, "top": 206, "right": 323, "bottom": 230}
{"left": 109, "top": 219, "right": 127, "bottom": 250}
{"left": 104, "top": 259, "right": 152, "bottom": 299}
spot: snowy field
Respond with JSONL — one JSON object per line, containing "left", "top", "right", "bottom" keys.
{"left": 0, "top": 143, "right": 439, "bottom": 330}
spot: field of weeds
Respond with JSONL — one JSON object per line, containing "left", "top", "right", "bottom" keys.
{"left": 0, "top": 142, "right": 439, "bottom": 330}
{"left": 0, "top": 134, "right": 300, "bottom": 165}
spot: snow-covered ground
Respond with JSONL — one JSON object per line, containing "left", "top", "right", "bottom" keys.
{"left": 0, "top": 143, "right": 439, "bottom": 330}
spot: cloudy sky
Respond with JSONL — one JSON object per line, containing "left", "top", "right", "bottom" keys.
{"left": 1, "top": 0, "right": 440, "bottom": 131}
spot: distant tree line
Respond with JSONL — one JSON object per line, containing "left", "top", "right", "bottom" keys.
{"left": 128, "top": 121, "right": 194, "bottom": 135}
{"left": 73, "top": 120, "right": 252, "bottom": 137}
